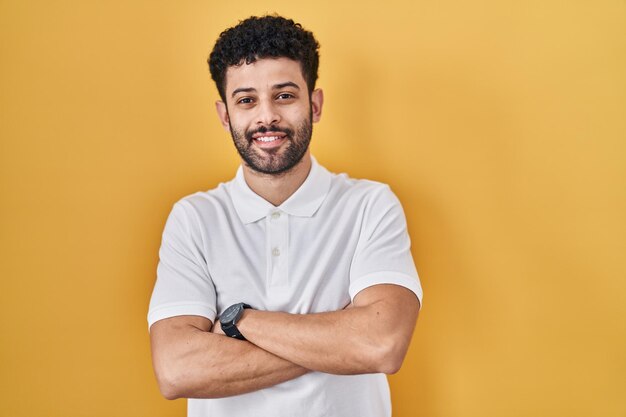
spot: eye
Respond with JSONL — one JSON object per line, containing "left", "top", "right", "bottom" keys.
{"left": 276, "top": 92, "right": 295, "bottom": 100}
{"left": 236, "top": 97, "right": 254, "bottom": 105}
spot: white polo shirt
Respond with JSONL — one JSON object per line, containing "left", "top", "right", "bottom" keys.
{"left": 148, "top": 157, "right": 423, "bottom": 417}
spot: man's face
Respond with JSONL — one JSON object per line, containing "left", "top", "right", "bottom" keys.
{"left": 216, "top": 58, "right": 323, "bottom": 175}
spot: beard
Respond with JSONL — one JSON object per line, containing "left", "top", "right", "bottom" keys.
{"left": 229, "top": 113, "right": 313, "bottom": 175}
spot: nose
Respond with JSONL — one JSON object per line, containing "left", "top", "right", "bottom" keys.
{"left": 255, "top": 98, "right": 281, "bottom": 126}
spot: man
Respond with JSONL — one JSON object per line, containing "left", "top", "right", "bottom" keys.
{"left": 148, "top": 15, "right": 423, "bottom": 417}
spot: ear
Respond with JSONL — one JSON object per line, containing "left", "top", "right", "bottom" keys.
{"left": 311, "top": 88, "right": 324, "bottom": 123}
{"left": 215, "top": 100, "right": 230, "bottom": 131}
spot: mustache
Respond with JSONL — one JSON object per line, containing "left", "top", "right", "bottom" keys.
{"left": 245, "top": 125, "right": 294, "bottom": 142}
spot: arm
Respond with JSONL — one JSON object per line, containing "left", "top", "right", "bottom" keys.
{"left": 149, "top": 315, "right": 308, "bottom": 400}
{"left": 236, "top": 283, "right": 420, "bottom": 375}
{"left": 149, "top": 203, "right": 308, "bottom": 399}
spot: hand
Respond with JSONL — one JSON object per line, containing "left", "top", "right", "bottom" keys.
{"left": 211, "top": 319, "right": 226, "bottom": 335}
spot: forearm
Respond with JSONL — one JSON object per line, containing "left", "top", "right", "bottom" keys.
{"left": 150, "top": 316, "right": 308, "bottom": 399}
{"left": 237, "top": 285, "right": 419, "bottom": 375}
{"left": 238, "top": 308, "right": 384, "bottom": 375}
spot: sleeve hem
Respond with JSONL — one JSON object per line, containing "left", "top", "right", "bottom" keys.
{"left": 147, "top": 302, "right": 217, "bottom": 330}
{"left": 349, "top": 271, "right": 423, "bottom": 308}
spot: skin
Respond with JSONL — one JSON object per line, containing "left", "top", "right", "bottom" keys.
{"left": 216, "top": 57, "right": 324, "bottom": 206}
{"left": 150, "top": 57, "right": 420, "bottom": 400}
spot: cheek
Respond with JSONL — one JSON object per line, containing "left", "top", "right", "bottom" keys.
{"left": 285, "top": 106, "right": 311, "bottom": 123}
{"left": 227, "top": 114, "right": 251, "bottom": 133}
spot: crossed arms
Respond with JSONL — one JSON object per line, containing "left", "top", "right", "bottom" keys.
{"left": 150, "top": 283, "right": 420, "bottom": 400}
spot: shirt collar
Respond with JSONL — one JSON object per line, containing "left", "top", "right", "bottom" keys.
{"left": 230, "top": 156, "right": 332, "bottom": 224}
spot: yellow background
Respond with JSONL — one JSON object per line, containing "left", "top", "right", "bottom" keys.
{"left": 1, "top": 1, "right": 625, "bottom": 416}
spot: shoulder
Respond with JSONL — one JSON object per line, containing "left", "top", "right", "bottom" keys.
{"left": 318, "top": 169, "right": 408, "bottom": 238}
{"left": 166, "top": 178, "right": 238, "bottom": 228}
{"left": 327, "top": 170, "right": 401, "bottom": 209}
{"left": 178, "top": 175, "right": 239, "bottom": 211}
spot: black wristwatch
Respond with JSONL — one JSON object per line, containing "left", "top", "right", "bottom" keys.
{"left": 220, "top": 303, "right": 252, "bottom": 340}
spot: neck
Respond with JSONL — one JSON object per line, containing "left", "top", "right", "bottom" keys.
{"left": 242, "top": 152, "right": 312, "bottom": 206}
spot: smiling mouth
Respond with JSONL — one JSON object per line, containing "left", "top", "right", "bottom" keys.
{"left": 249, "top": 129, "right": 289, "bottom": 148}
{"left": 255, "top": 135, "right": 283, "bottom": 143}
{"left": 252, "top": 135, "right": 288, "bottom": 150}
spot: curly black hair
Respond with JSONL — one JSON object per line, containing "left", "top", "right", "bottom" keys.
{"left": 208, "top": 15, "right": 320, "bottom": 102}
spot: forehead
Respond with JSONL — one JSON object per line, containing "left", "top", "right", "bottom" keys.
{"left": 224, "top": 57, "right": 307, "bottom": 96}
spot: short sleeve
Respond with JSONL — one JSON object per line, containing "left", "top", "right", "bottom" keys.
{"left": 147, "top": 201, "right": 217, "bottom": 329}
{"left": 349, "top": 186, "right": 423, "bottom": 307}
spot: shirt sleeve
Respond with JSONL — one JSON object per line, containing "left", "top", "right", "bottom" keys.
{"left": 348, "top": 185, "right": 423, "bottom": 307}
{"left": 147, "top": 201, "right": 217, "bottom": 329}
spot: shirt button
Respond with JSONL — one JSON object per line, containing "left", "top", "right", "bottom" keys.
{"left": 271, "top": 212, "right": 281, "bottom": 220}
{"left": 272, "top": 248, "right": 281, "bottom": 257}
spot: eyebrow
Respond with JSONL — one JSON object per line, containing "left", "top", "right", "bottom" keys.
{"left": 231, "top": 82, "right": 301, "bottom": 98}
{"left": 273, "top": 81, "right": 300, "bottom": 90}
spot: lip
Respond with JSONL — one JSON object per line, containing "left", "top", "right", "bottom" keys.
{"left": 250, "top": 130, "right": 288, "bottom": 149}
{"left": 251, "top": 131, "right": 287, "bottom": 139}
{"left": 252, "top": 135, "right": 287, "bottom": 149}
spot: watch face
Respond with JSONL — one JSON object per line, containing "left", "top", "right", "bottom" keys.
{"left": 221, "top": 303, "right": 241, "bottom": 324}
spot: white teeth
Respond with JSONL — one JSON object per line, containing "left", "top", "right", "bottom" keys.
{"left": 256, "top": 136, "right": 280, "bottom": 142}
